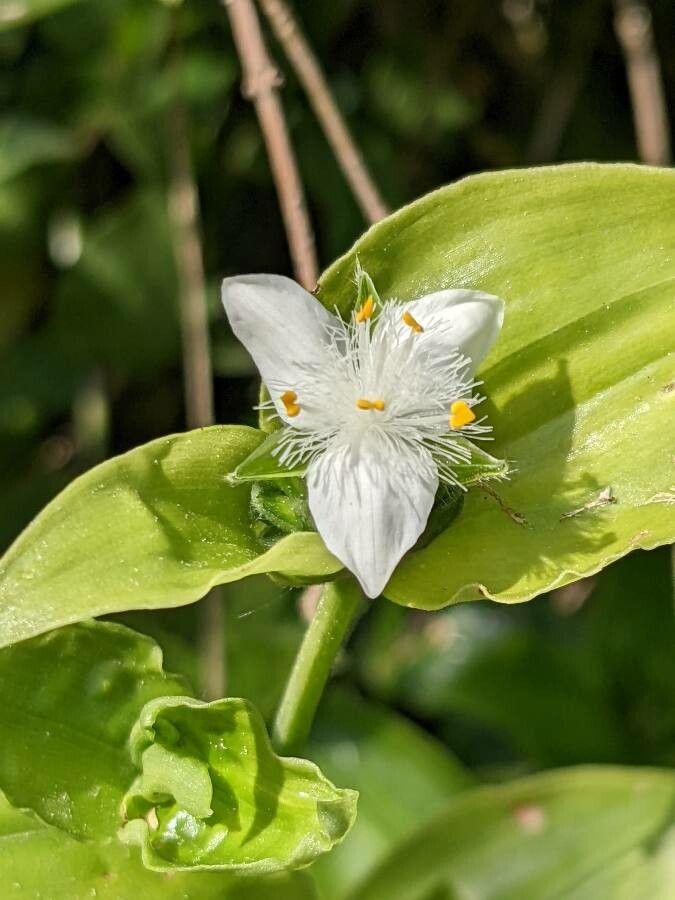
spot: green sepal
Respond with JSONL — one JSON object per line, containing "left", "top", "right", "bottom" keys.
{"left": 231, "top": 429, "right": 506, "bottom": 489}
{"left": 452, "top": 438, "right": 510, "bottom": 487}
{"left": 228, "top": 429, "right": 306, "bottom": 483}
{"left": 355, "top": 260, "right": 382, "bottom": 309}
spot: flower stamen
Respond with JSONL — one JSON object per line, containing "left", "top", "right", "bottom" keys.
{"left": 402, "top": 310, "right": 424, "bottom": 333}
{"left": 356, "top": 398, "right": 386, "bottom": 411}
{"left": 355, "top": 295, "right": 375, "bottom": 323}
{"left": 281, "top": 389, "right": 301, "bottom": 417}
{"left": 449, "top": 399, "right": 475, "bottom": 429}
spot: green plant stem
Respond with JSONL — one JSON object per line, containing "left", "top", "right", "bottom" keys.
{"left": 273, "top": 578, "right": 365, "bottom": 755}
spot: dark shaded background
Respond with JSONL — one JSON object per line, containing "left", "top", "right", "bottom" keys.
{"left": 1, "top": 0, "right": 673, "bottom": 779}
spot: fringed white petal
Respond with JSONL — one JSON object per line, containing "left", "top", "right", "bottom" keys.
{"left": 306, "top": 434, "right": 438, "bottom": 598}
{"left": 221, "top": 274, "right": 334, "bottom": 420}
{"left": 401, "top": 289, "right": 504, "bottom": 371}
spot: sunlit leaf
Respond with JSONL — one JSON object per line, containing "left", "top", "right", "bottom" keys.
{"left": 318, "top": 164, "right": 675, "bottom": 607}
{"left": 0, "top": 426, "right": 340, "bottom": 647}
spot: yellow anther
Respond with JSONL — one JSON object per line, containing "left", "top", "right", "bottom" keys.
{"left": 281, "top": 390, "right": 301, "bottom": 418}
{"left": 402, "top": 310, "right": 424, "bottom": 333}
{"left": 449, "top": 400, "right": 476, "bottom": 429}
{"left": 356, "top": 398, "right": 386, "bottom": 411}
{"left": 355, "top": 295, "right": 374, "bottom": 323}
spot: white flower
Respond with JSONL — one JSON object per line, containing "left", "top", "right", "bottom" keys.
{"left": 222, "top": 273, "right": 504, "bottom": 598}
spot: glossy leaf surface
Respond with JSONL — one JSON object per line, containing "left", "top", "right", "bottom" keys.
{"left": 0, "top": 619, "right": 354, "bottom": 876}
{"left": 0, "top": 790, "right": 317, "bottom": 899}
{"left": 0, "top": 426, "right": 339, "bottom": 647}
{"left": 0, "top": 620, "right": 188, "bottom": 839}
{"left": 122, "top": 696, "right": 357, "bottom": 873}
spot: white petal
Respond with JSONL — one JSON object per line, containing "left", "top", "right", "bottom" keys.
{"left": 221, "top": 274, "right": 334, "bottom": 417}
{"left": 306, "top": 435, "right": 438, "bottom": 598}
{"left": 403, "top": 289, "right": 504, "bottom": 371}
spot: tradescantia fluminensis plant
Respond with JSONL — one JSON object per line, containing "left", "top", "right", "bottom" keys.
{"left": 0, "top": 164, "right": 674, "bottom": 893}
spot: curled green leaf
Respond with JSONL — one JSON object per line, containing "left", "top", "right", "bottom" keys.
{"left": 121, "top": 696, "right": 358, "bottom": 873}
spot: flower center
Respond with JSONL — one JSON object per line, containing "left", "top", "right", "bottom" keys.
{"left": 281, "top": 389, "right": 301, "bottom": 417}
{"left": 356, "top": 398, "right": 386, "bottom": 411}
{"left": 449, "top": 399, "right": 475, "bottom": 429}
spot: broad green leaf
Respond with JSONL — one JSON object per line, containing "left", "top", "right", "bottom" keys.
{"left": 0, "top": 425, "right": 340, "bottom": 647}
{"left": 317, "top": 164, "right": 675, "bottom": 608}
{"left": 350, "top": 766, "right": 675, "bottom": 900}
{"left": 0, "top": 620, "right": 189, "bottom": 839}
{"left": 0, "top": 789, "right": 317, "bottom": 899}
{"left": 121, "top": 695, "right": 357, "bottom": 873}
{"left": 308, "top": 688, "right": 471, "bottom": 900}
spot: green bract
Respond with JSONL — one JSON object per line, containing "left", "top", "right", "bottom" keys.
{"left": 350, "top": 767, "right": 675, "bottom": 899}
{"left": 230, "top": 428, "right": 508, "bottom": 487}
{"left": 319, "top": 163, "right": 675, "bottom": 607}
{"left": 122, "top": 696, "right": 357, "bottom": 873}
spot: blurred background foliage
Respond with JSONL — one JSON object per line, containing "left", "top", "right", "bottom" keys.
{"left": 1, "top": 0, "right": 673, "bottom": 893}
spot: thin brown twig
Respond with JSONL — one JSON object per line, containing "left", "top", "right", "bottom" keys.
{"left": 167, "top": 103, "right": 215, "bottom": 430}
{"left": 166, "top": 96, "right": 225, "bottom": 701}
{"left": 613, "top": 0, "right": 671, "bottom": 165}
{"left": 223, "top": 0, "right": 341, "bottom": 670}
{"left": 223, "top": 0, "right": 318, "bottom": 288}
{"left": 258, "top": 0, "right": 388, "bottom": 224}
